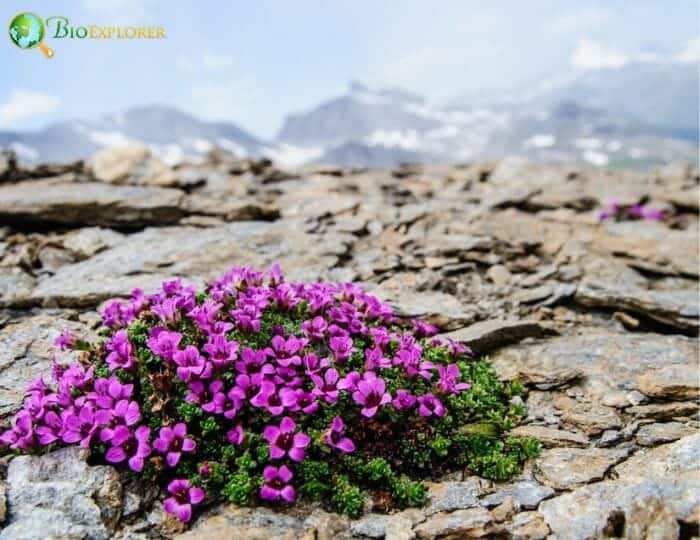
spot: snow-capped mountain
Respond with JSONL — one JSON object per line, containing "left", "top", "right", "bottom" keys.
{"left": 0, "top": 106, "right": 266, "bottom": 165}
{"left": 1, "top": 61, "right": 697, "bottom": 169}
{"left": 277, "top": 63, "right": 698, "bottom": 169}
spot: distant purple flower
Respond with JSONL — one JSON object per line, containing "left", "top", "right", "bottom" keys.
{"left": 105, "top": 425, "right": 151, "bottom": 472}
{"left": 263, "top": 416, "right": 310, "bottom": 462}
{"left": 352, "top": 372, "right": 391, "bottom": 418}
{"left": 260, "top": 465, "right": 295, "bottom": 503}
{"left": 105, "top": 329, "right": 135, "bottom": 371}
{"left": 392, "top": 389, "right": 417, "bottom": 411}
{"left": 301, "top": 316, "right": 327, "bottom": 340}
{"left": 173, "top": 346, "right": 210, "bottom": 382}
{"left": 329, "top": 335, "right": 354, "bottom": 362}
{"left": 153, "top": 423, "right": 196, "bottom": 467}
{"left": 324, "top": 417, "right": 355, "bottom": 453}
{"left": 163, "top": 478, "right": 205, "bottom": 523}
{"left": 436, "top": 364, "right": 471, "bottom": 394}
{"left": 226, "top": 423, "right": 245, "bottom": 446}
{"left": 147, "top": 328, "right": 182, "bottom": 362}
{"left": 310, "top": 368, "right": 340, "bottom": 404}
{"left": 598, "top": 200, "right": 620, "bottom": 221}
{"left": 417, "top": 393, "right": 446, "bottom": 418}
{"left": 641, "top": 206, "right": 665, "bottom": 221}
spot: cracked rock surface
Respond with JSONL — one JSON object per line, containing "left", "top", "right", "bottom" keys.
{"left": 0, "top": 150, "right": 697, "bottom": 539}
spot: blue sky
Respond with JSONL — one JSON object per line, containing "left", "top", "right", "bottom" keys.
{"left": 1, "top": 0, "right": 698, "bottom": 138}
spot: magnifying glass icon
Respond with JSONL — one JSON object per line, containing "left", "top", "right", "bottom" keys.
{"left": 9, "top": 12, "right": 54, "bottom": 58}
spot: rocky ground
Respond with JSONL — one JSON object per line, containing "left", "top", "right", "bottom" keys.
{"left": 0, "top": 145, "right": 697, "bottom": 539}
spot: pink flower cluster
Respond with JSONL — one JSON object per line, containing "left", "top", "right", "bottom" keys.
{"left": 1, "top": 264, "right": 474, "bottom": 522}
{"left": 599, "top": 200, "right": 666, "bottom": 222}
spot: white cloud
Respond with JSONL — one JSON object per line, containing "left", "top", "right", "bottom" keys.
{"left": 176, "top": 51, "right": 234, "bottom": 73}
{"left": 676, "top": 37, "right": 700, "bottom": 63}
{"left": 571, "top": 39, "right": 629, "bottom": 69}
{"left": 0, "top": 90, "right": 60, "bottom": 127}
{"left": 571, "top": 37, "right": 700, "bottom": 70}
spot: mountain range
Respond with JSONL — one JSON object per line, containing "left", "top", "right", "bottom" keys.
{"left": 2, "top": 61, "right": 697, "bottom": 169}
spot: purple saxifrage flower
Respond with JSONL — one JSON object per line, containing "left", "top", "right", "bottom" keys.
{"left": 105, "top": 425, "right": 151, "bottom": 472}
{"left": 392, "top": 389, "right": 417, "bottom": 411}
{"left": 0, "top": 411, "right": 35, "bottom": 450}
{"left": 163, "top": 478, "right": 205, "bottom": 523}
{"left": 153, "top": 423, "right": 196, "bottom": 467}
{"left": 105, "top": 329, "right": 135, "bottom": 371}
{"left": 352, "top": 372, "right": 391, "bottom": 418}
{"left": 173, "top": 346, "right": 209, "bottom": 382}
{"left": 203, "top": 334, "right": 239, "bottom": 370}
{"left": 436, "top": 364, "right": 471, "bottom": 394}
{"left": 260, "top": 465, "right": 295, "bottom": 503}
{"left": 301, "top": 316, "right": 327, "bottom": 340}
{"left": 88, "top": 376, "right": 133, "bottom": 409}
{"left": 263, "top": 416, "right": 310, "bottom": 462}
{"left": 323, "top": 416, "right": 355, "bottom": 453}
{"left": 364, "top": 347, "right": 392, "bottom": 370}
{"left": 227, "top": 423, "right": 245, "bottom": 446}
{"left": 329, "top": 335, "right": 354, "bottom": 362}
{"left": 417, "top": 393, "right": 446, "bottom": 418}
{"left": 251, "top": 381, "right": 295, "bottom": 416}
{"left": 61, "top": 403, "right": 103, "bottom": 448}
{"left": 146, "top": 328, "right": 182, "bottom": 362}
{"left": 310, "top": 368, "right": 340, "bottom": 404}
{"left": 268, "top": 334, "right": 307, "bottom": 367}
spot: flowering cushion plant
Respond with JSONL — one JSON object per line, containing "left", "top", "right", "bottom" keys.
{"left": 0, "top": 265, "right": 539, "bottom": 522}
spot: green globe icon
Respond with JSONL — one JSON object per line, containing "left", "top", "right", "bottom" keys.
{"left": 9, "top": 13, "right": 44, "bottom": 48}
{"left": 9, "top": 12, "right": 53, "bottom": 57}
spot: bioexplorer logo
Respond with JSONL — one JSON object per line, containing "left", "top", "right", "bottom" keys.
{"left": 9, "top": 12, "right": 167, "bottom": 58}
